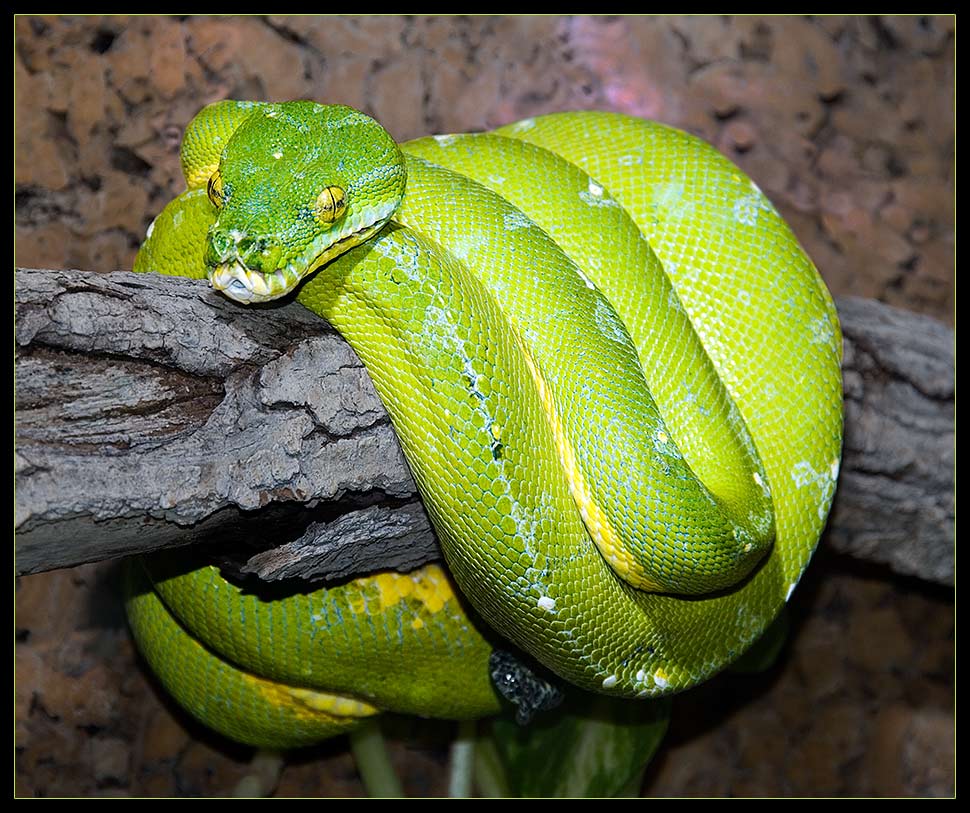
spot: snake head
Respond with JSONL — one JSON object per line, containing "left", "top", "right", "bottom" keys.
{"left": 203, "top": 102, "right": 407, "bottom": 304}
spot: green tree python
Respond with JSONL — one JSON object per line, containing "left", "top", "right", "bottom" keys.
{"left": 126, "top": 101, "right": 843, "bottom": 748}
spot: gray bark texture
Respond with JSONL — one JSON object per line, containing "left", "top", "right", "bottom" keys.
{"left": 15, "top": 268, "right": 954, "bottom": 586}
{"left": 827, "top": 297, "right": 954, "bottom": 586}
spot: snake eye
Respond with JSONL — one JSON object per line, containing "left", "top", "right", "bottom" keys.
{"left": 207, "top": 170, "right": 226, "bottom": 209}
{"left": 314, "top": 185, "right": 347, "bottom": 224}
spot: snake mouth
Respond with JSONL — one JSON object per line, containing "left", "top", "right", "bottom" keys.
{"left": 209, "top": 215, "right": 394, "bottom": 305}
{"left": 209, "top": 261, "right": 303, "bottom": 304}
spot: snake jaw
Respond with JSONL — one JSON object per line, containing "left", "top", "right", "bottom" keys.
{"left": 209, "top": 205, "right": 399, "bottom": 306}
{"left": 209, "top": 261, "right": 302, "bottom": 304}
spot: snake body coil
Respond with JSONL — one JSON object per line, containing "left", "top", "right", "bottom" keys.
{"left": 129, "top": 102, "right": 843, "bottom": 748}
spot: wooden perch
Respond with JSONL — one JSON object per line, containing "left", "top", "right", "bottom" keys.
{"left": 15, "top": 268, "right": 954, "bottom": 586}
{"left": 827, "top": 297, "right": 953, "bottom": 586}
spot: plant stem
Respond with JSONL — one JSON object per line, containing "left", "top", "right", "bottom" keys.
{"left": 448, "top": 719, "right": 477, "bottom": 797}
{"left": 232, "top": 749, "right": 284, "bottom": 797}
{"left": 472, "top": 733, "right": 510, "bottom": 797}
{"left": 348, "top": 719, "right": 404, "bottom": 797}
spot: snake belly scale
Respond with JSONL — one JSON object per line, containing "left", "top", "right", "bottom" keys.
{"left": 128, "top": 101, "right": 843, "bottom": 748}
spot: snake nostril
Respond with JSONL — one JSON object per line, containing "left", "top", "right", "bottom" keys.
{"left": 207, "top": 229, "right": 239, "bottom": 264}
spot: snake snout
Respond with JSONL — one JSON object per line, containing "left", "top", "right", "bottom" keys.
{"left": 240, "top": 236, "right": 284, "bottom": 274}
{"left": 206, "top": 228, "right": 284, "bottom": 273}
{"left": 206, "top": 227, "right": 239, "bottom": 266}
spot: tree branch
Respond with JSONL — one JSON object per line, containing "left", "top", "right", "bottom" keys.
{"left": 827, "top": 297, "right": 954, "bottom": 585}
{"left": 15, "top": 268, "right": 953, "bottom": 586}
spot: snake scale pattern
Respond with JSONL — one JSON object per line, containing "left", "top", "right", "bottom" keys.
{"left": 127, "top": 102, "right": 843, "bottom": 747}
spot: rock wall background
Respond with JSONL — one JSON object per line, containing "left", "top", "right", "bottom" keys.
{"left": 15, "top": 15, "right": 953, "bottom": 797}
{"left": 16, "top": 15, "right": 954, "bottom": 321}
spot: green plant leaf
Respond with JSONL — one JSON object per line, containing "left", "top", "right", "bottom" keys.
{"left": 482, "top": 692, "right": 670, "bottom": 797}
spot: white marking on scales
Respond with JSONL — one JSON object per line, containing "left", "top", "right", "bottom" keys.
{"left": 574, "top": 266, "right": 597, "bottom": 290}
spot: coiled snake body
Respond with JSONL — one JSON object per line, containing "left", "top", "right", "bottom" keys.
{"left": 128, "top": 102, "right": 842, "bottom": 748}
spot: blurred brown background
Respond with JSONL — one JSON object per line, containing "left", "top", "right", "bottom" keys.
{"left": 15, "top": 15, "right": 953, "bottom": 797}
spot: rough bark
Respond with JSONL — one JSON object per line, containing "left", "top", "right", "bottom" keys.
{"left": 827, "top": 297, "right": 954, "bottom": 586}
{"left": 15, "top": 268, "right": 954, "bottom": 586}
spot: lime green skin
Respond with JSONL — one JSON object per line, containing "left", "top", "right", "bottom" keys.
{"left": 130, "top": 101, "right": 843, "bottom": 747}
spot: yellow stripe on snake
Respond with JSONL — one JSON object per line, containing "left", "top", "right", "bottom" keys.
{"left": 128, "top": 101, "right": 843, "bottom": 748}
